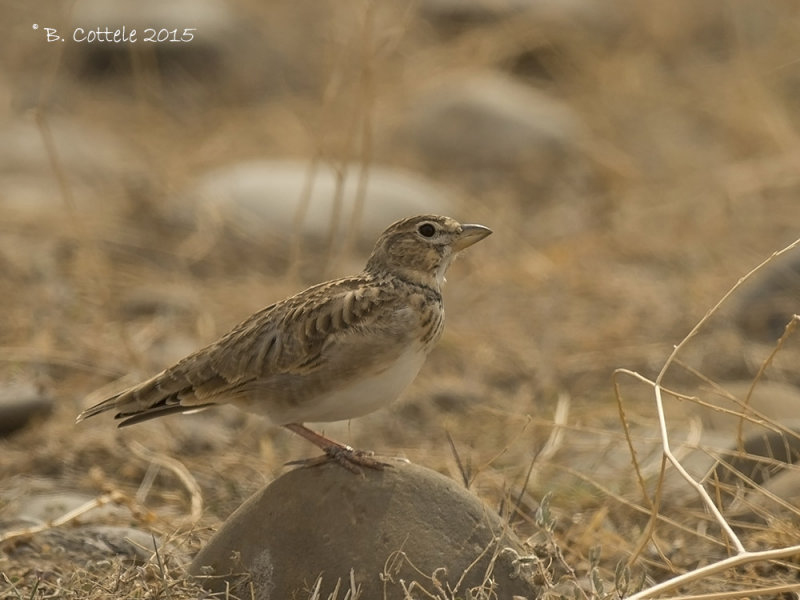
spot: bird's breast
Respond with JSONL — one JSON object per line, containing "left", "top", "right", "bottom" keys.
{"left": 296, "top": 344, "right": 428, "bottom": 423}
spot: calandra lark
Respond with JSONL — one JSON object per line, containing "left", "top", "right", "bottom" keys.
{"left": 77, "top": 214, "right": 492, "bottom": 470}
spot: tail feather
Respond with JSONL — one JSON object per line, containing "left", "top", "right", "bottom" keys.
{"left": 77, "top": 377, "right": 218, "bottom": 427}
{"left": 116, "top": 402, "right": 216, "bottom": 427}
{"left": 75, "top": 393, "right": 124, "bottom": 423}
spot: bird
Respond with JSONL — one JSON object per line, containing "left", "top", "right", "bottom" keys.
{"left": 77, "top": 214, "right": 492, "bottom": 471}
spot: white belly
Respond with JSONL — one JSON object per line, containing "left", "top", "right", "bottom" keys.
{"left": 301, "top": 345, "right": 427, "bottom": 423}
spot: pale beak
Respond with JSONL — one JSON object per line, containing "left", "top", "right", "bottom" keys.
{"left": 453, "top": 223, "right": 492, "bottom": 252}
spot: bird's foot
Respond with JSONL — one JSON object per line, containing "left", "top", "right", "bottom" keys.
{"left": 286, "top": 445, "right": 390, "bottom": 474}
{"left": 327, "top": 444, "right": 389, "bottom": 472}
{"left": 283, "top": 422, "right": 393, "bottom": 473}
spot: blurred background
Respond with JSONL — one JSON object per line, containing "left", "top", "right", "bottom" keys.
{"left": 1, "top": 0, "right": 799, "bottom": 597}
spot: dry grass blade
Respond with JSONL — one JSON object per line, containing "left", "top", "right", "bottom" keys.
{"left": 127, "top": 440, "right": 204, "bottom": 526}
{"left": 445, "top": 429, "right": 471, "bottom": 489}
{"left": 663, "top": 583, "right": 800, "bottom": 600}
{"left": 619, "top": 236, "right": 800, "bottom": 599}
{"left": 511, "top": 393, "right": 568, "bottom": 518}
{"left": 627, "top": 546, "right": 800, "bottom": 600}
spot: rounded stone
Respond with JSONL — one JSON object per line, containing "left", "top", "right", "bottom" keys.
{"left": 0, "top": 383, "right": 53, "bottom": 437}
{"left": 13, "top": 491, "right": 127, "bottom": 524}
{"left": 714, "top": 421, "right": 800, "bottom": 486}
{"left": 67, "top": 0, "right": 239, "bottom": 85}
{"left": 0, "top": 118, "right": 136, "bottom": 182}
{"left": 733, "top": 252, "right": 800, "bottom": 343}
{"left": 399, "top": 72, "right": 581, "bottom": 171}
{"left": 693, "top": 381, "right": 800, "bottom": 436}
{"left": 182, "top": 159, "right": 453, "bottom": 248}
{"left": 190, "top": 460, "right": 542, "bottom": 599}
{"left": 711, "top": 423, "right": 800, "bottom": 522}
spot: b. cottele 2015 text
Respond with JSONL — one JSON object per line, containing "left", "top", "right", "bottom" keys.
{"left": 42, "top": 27, "right": 197, "bottom": 43}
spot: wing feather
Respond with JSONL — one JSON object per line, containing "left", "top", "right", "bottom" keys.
{"left": 76, "top": 275, "right": 409, "bottom": 426}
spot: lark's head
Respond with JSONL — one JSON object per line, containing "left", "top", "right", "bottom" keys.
{"left": 365, "top": 215, "right": 492, "bottom": 288}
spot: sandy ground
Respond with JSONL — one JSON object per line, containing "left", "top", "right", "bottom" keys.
{"left": 1, "top": 1, "right": 799, "bottom": 598}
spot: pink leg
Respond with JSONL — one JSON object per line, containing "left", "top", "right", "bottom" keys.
{"left": 283, "top": 423, "right": 387, "bottom": 472}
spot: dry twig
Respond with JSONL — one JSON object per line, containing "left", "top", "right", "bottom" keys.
{"left": 617, "top": 237, "right": 800, "bottom": 599}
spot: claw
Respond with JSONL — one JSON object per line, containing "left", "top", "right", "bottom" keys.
{"left": 283, "top": 422, "right": 393, "bottom": 473}
{"left": 285, "top": 446, "right": 391, "bottom": 474}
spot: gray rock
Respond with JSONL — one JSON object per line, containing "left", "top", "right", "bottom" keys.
{"left": 66, "top": 0, "right": 325, "bottom": 99}
{"left": 5, "top": 524, "right": 165, "bottom": 564}
{"left": 14, "top": 491, "right": 127, "bottom": 524}
{"left": 420, "top": 0, "right": 627, "bottom": 35}
{"left": 118, "top": 283, "right": 200, "bottom": 318}
{"left": 2, "top": 487, "right": 161, "bottom": 563}
{"left": 57, "top": 525, "right": 159, "bottom": 562}
{"left": 0, "top": 383, "right": 53, "bottom": 437}
{"left": 190, "top": 460, "right": 544, "bottom": 599}
{"left": 709, "top": 424, "right": 800, "bottom": 523}
{"left": 740, "top": 468, "right": 800, "bottom": 516}
{"left": 714, "top": 423, "right": 800, "bottom": 485}
{"left": 399, "top": 72, "right": 581, "bottom": 171}
{"left": 733, "top": 252, "right": 800, "bottom": 343}
{"left": 690, "top": 381, "right": 800, "bottom": 434}
{"left": 0, "top": 117, "right": 138, "bottom": 228}
{"left": 657, "top": 381, "right": 800, "bottom": 517}
{"left": 0, "top": 117, "right": 135, "bottom": 181}
{"left": 68, "top": 0, "right": 238, "bottom": 85}
{"left": 420, "top": 0, "right": 532, "bottom": 19}
{"left": 182, "top": 160, "right": 453, "bottom": 249}
{"left": 71, "top": 0, "right": 231, "bottom": 33}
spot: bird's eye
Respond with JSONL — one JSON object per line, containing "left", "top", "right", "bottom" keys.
{"left": 418, "top": 223, "right": 436, "bottom": 238}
